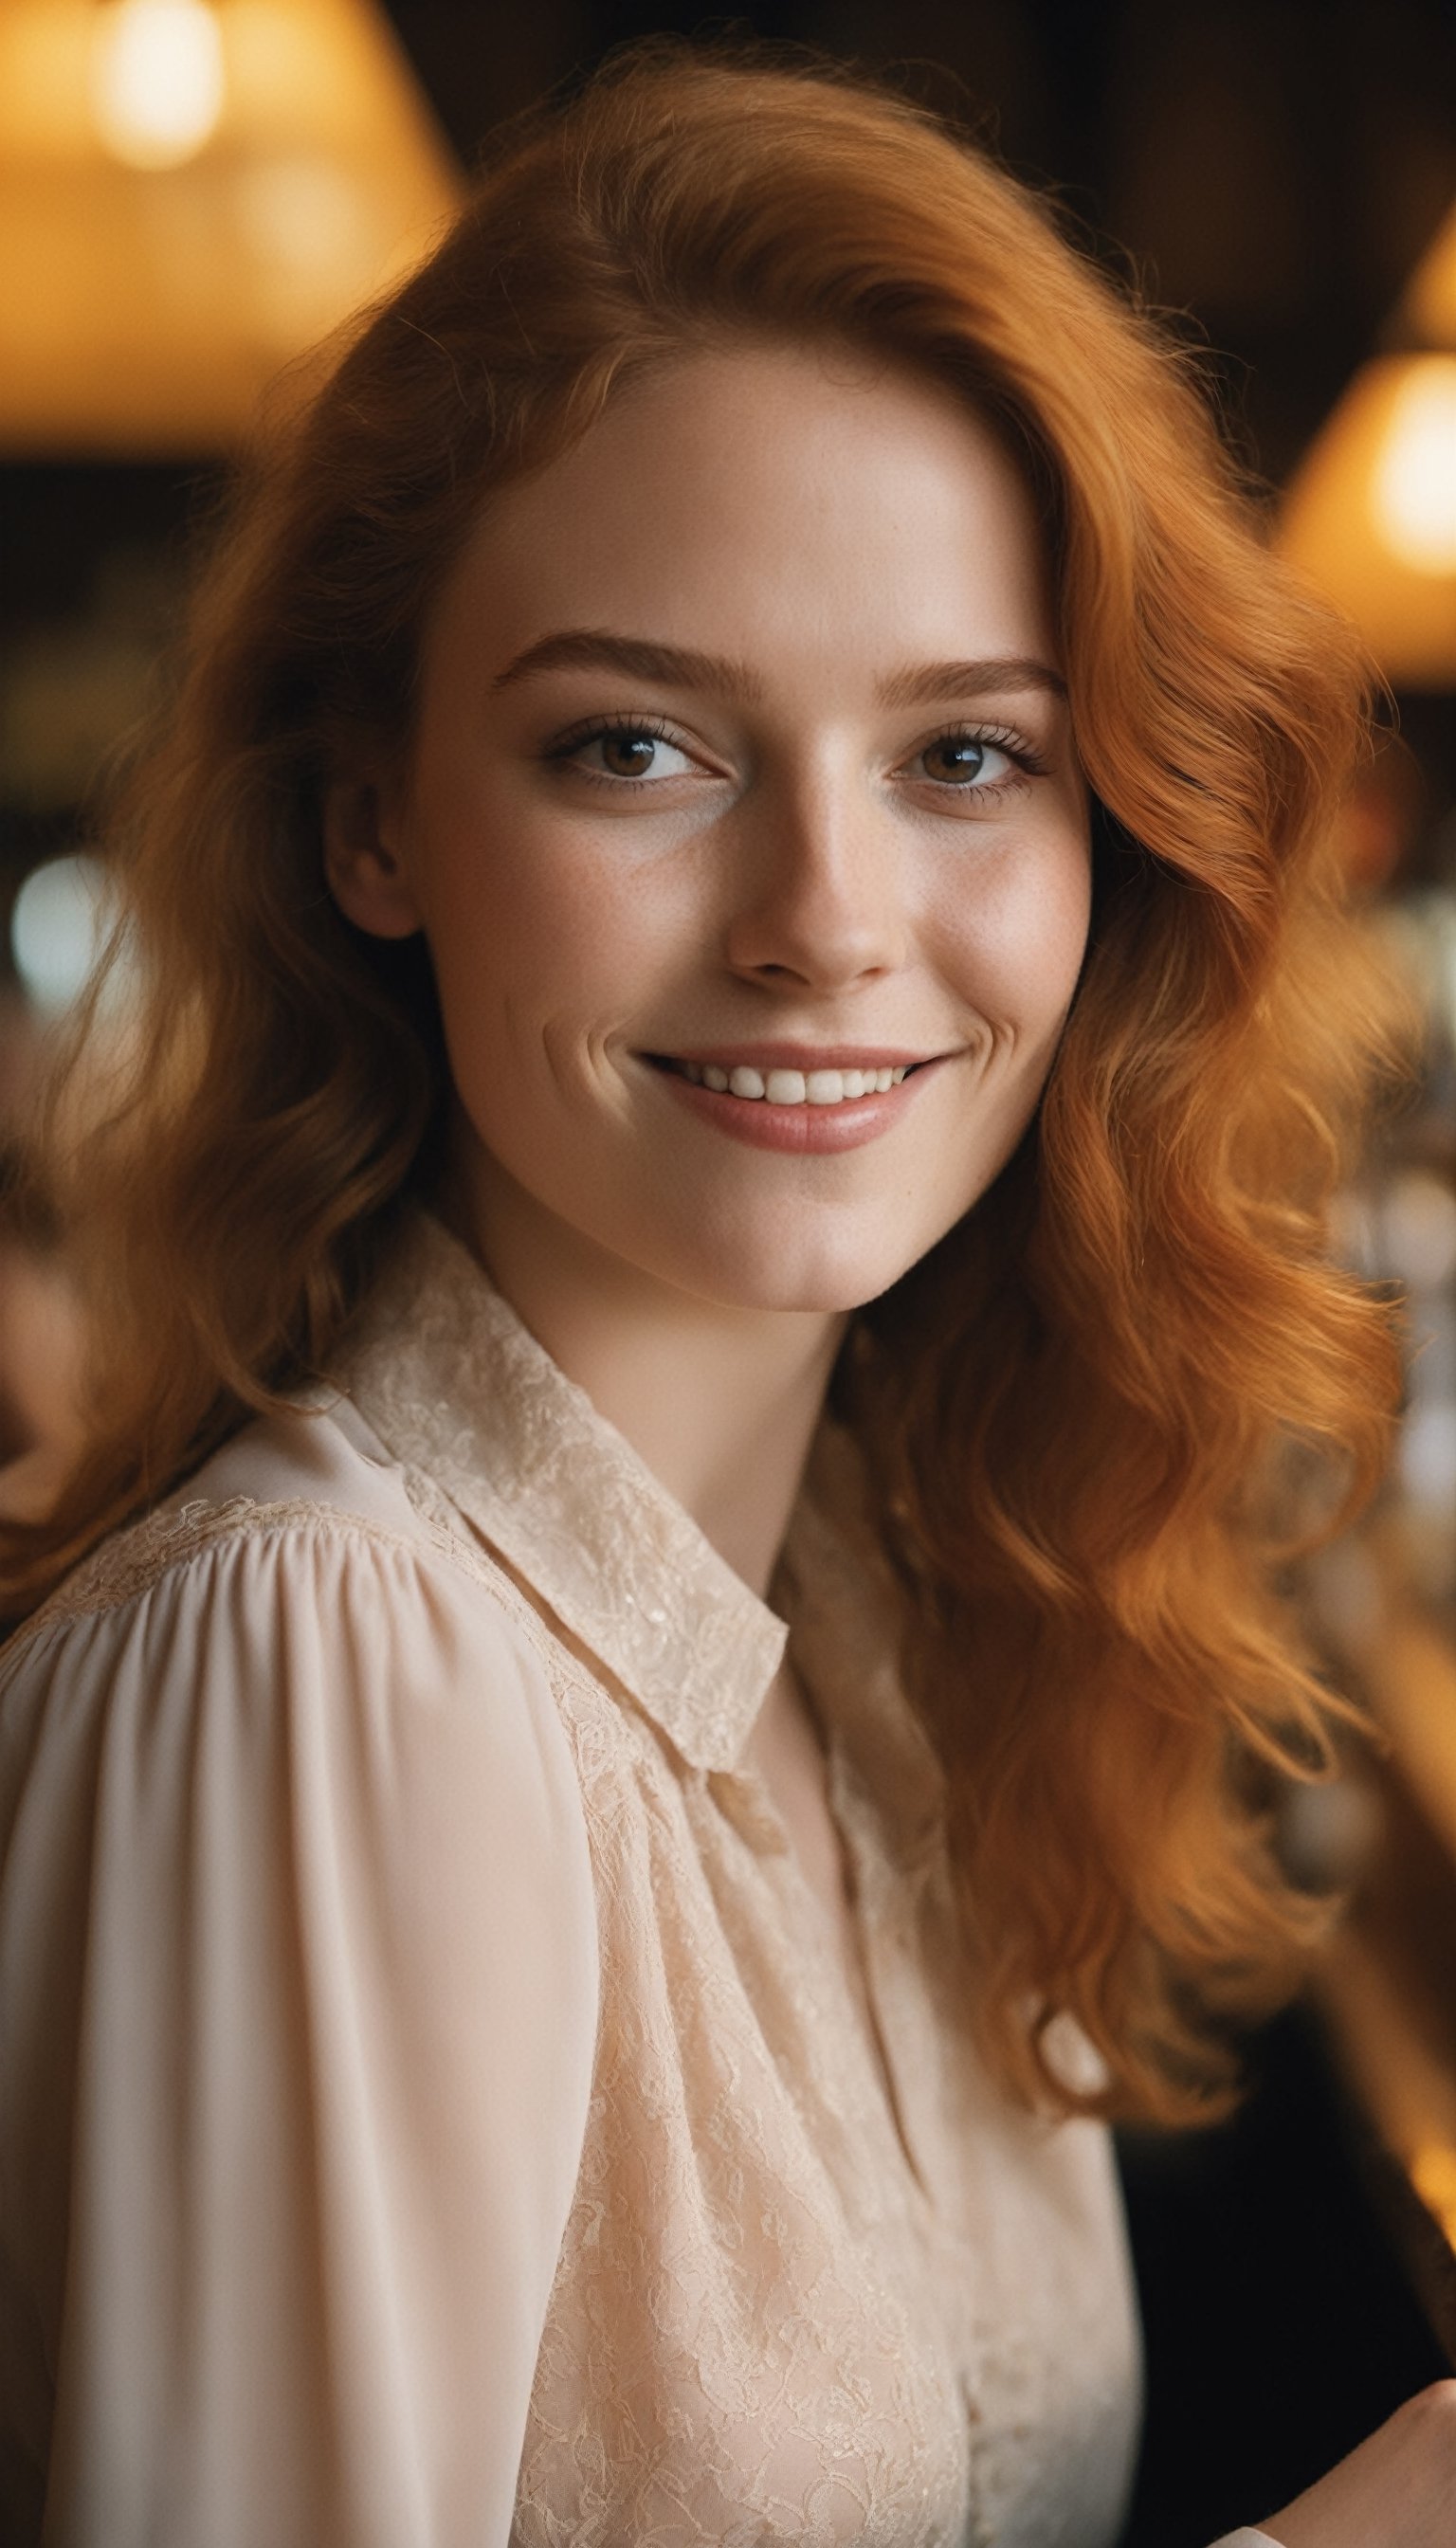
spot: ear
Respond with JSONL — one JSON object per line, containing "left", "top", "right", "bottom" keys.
{"left": 322, "top": 774, "right": 424, "bottom": 941}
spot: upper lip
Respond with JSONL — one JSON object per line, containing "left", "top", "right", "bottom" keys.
{"left": 647, "top": 1043, "right": 949, "bottom": 1071}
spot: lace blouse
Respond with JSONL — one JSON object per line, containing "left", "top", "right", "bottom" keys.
{"left": 0, "top": 1211, "right": 1280, "bottom": 2547}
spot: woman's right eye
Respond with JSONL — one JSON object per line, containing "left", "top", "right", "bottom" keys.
{"left": 552, "top": 721, "right": 698, "bottom": 785}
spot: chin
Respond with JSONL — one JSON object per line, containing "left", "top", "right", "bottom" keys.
{"left": 672, "top": 1229, "right": 935, "bottom": 1319}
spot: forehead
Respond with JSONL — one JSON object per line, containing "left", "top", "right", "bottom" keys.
{"left": 422, "top": 341, "right": 1060, "bottom": 688}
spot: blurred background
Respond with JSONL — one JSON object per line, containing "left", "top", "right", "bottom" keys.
{"left": 1, "top": 3, "right": 1454, "bottom": 2540}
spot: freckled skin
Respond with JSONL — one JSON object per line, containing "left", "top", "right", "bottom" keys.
{"left": 328, "top": 342, "right": 1091, "bottom": 1323}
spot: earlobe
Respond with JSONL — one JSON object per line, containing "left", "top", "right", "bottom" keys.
{"left": 322, "top": 774, "right": 425, "bottom": 941}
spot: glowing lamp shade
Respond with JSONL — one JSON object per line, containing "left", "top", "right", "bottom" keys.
{"left": 1372, "top": 357, "right": 1456, "bottom": 577}
{"left": 89, "top": 0, "right": 225, "bottom": 171}
{"left": 0, "top": 0, "right": 462, "bottom": 454}
{"left": 1281, "top": 354, "right": 1456, "bottom": 689}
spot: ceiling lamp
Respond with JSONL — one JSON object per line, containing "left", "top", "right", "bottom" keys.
{"left": 0, "top": 0, "right": 464, "bottom": 456}
{"left": 1280, "top": 197, "right": 1456, "bottom": 691}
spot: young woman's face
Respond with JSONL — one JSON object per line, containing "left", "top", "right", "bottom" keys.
{"left": 330, "top": 343, "right": 1091, "bottom": 1316}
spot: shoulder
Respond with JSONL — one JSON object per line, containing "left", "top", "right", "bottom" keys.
{"left": 0, "top": 1398, "right": 598, "bottom": 2020}
{"left": 0, "top": 1397, "right": 569, "bottom": 1821}
{"left": 5, "top": 1391, "right": 522, "bottom": 1655}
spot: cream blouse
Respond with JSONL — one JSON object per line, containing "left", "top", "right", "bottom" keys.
{"left": 0, "top": 1211, "right": 1281, "bottom": 2548}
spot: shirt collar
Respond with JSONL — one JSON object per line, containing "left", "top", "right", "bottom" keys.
{"left": 336, "top": 1210, "right": 789, "bottom": 1774}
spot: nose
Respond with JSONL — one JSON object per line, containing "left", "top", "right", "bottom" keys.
{"left": 722, "top": 774, "right": 909, "bottom": 992}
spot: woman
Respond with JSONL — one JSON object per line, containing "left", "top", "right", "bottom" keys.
{"left": 1, "top": 44, "right": 1450, "bottom": 2548}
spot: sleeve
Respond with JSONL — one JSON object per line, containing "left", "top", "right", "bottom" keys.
{"left": 0, "top": 1520, "right": 599, "bottom": 2548}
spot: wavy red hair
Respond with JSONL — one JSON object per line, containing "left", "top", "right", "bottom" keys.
{"left": 4, "top": 45, "right": 1406, "bottom": 2120}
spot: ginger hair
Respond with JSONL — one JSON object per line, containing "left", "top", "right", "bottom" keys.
{"left": 4, "top": 45, "right": 1405, "bottom": 2121}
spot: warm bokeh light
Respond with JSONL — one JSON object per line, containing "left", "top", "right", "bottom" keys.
{"left": 1280, "top": 354, "right": 1456, "bottom": 688}
{"left": 1281, "top": 184, "right": 1456, "bottom": 685}
{"left": 0, "top": 0, "right": 463, "bottom": 454}
{"left": 88, "top": 0, "right": 224, "bottom": 172}
{"left": 1373, "top": 355, "right": 1456, "bottom": 577}
{"left": 1410, "top": 2142, "right": 1456, "bottom": 2251}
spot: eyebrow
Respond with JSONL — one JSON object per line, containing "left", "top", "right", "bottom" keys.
{"left": 875, "top": 656, "right": 1067, "bottom": 708}
{"left": 490, "top": 627, "right": 1067, "bottom": 709}
{"left": 492, "top": 630, "right": 764, "bottom": 702}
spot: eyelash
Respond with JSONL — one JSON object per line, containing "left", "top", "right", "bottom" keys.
{"left": 544, "top": 713, "right": 683, "bottom": 792}
{"left": 544, "top": 712, "right": 1050, "bottom": 798}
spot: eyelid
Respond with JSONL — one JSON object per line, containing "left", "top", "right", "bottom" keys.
{"left": 547, "top": 707, "right": 680, "bottom": 752}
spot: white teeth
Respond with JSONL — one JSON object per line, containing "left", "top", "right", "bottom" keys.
{"left": 674, "top": 1059, "right": 912, "bottom": 1102}
{"left": 765, "top": 1068, "right": 807, "bottom": 1104}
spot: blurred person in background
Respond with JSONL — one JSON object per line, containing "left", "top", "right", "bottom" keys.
{"left": 1, "top": 44, "right": 1453, "bottom": 2548}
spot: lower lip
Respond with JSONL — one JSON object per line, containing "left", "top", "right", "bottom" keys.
{"left": 648, "top": 1062, "right": 939, "bottom": 1153}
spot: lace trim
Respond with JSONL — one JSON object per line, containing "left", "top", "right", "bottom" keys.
{"left": 397, "top": 1461, "right": 567, "bottom": 1678}
{"left": 6, "top": 1493, "right": 504, "bottom": 1655}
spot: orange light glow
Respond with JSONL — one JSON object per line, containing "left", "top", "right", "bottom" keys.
{"left": 89, "top": 0, "right": 225, "bottom": 172}
{"left": 1371, "top": 356, "right": 1456, "bottom": 577}
{"left": 1281, "top": 355, "right": 1456, "bottom": 689}
{"left": 0, "top": 0, "right": 462, "bottom": 455}
{"left": 1410, "top": 2143, "right": 1456, "bottom": 2250}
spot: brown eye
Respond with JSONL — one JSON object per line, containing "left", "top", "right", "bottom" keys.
{"left": 599, "top": 730, "right": 660, "bottom": 777}
{"left": 556, "top": 723, "right": 698, "bottom": 784}
{"left": 922, "top": 735, "right": 992, "bottom": 784}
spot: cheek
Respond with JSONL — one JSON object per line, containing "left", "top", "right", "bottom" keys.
{"left": 941, "top": 831, "right": 1093, "bottom": 1039}
{"left": 1031, "top": 854, "right": 1095, "bottom": 1021}
{"left": 418, "top": 820, "right": 687, "bottom": 1097}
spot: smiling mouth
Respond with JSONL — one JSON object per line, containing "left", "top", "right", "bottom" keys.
{"left": 648, "top": 1056, "right": 923, "bottom": 1106}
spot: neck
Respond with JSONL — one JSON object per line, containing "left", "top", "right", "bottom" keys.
{"left": 446, "top": 1166, "right": 846, "bottom": 1603}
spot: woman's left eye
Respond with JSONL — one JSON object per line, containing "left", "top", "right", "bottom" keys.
{"left": 909, "top": 731, "right": 1027, "bottom": 791}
